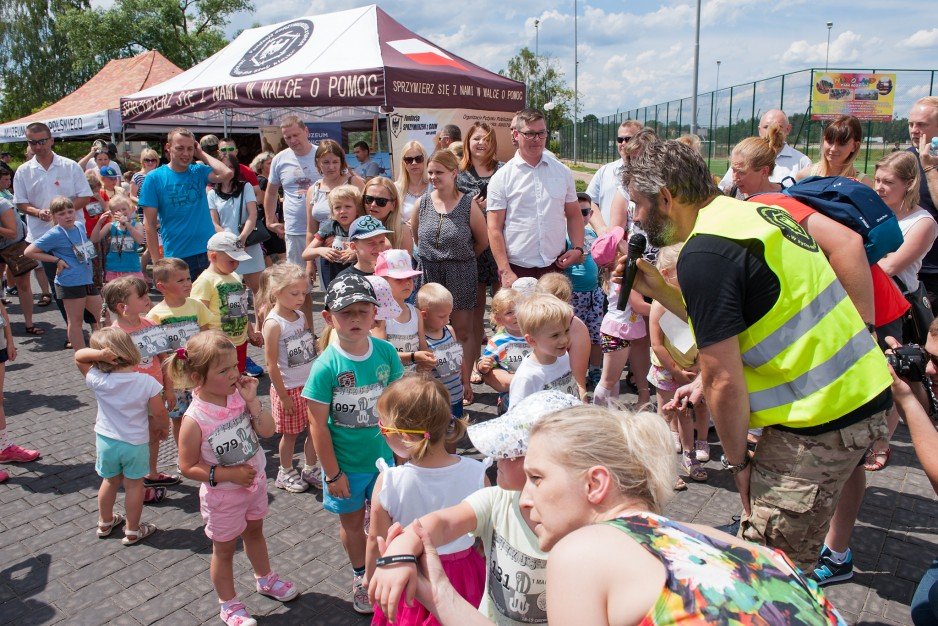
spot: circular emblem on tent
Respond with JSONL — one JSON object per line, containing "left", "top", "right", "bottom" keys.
{"left": 230, "top": 19, "right": 314, "bottom": 77}
{"left": 757, "top": 205, "right": 819, "bottom": 252}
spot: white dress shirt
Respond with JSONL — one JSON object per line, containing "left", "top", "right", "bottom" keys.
{"left": 488, "top": 152, "right": 578, "bottom": 268}
{"left": 586, "top": 158, "right": 624, "bottom": 226}
{"left": 13, "top": 153, "right": 92, "bottom": 242}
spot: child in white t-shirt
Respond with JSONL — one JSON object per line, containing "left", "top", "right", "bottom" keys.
{"left": 75, "top": 327, "right": 167, "bottom": 546}
{"left": 508, "top": 294, "right": 579, "bottom": 407}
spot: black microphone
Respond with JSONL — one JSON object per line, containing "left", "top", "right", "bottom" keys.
{"left": 617, "top": 233, "right": 647, "bottom": 311}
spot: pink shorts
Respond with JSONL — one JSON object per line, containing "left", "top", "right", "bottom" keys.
{"left": 272, "top": 386, "right": 308, "bottom": 434}
{"left": 199, "top": 480, "right": 268, "bottom": 542}
{"left": 105, "top": 270, "right": 146, "bottom": 282}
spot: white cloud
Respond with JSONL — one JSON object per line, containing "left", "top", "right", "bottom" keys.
{"left": 901, "top": 28, "right": 938, "bottom": 49}
{"left": 780, "top": 31, "right": 863, "bottom": 66}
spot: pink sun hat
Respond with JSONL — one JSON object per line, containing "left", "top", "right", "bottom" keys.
{"left": 365, "top": 275, "right": 403, "bottom": 321}
{"left": 590, "top": 227, "right": 626, "bottom": 266}
{"left": 375, "top": 249, "right": 422, "bottom": 279}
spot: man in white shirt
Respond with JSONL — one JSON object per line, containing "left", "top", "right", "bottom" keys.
{"left": 586, "top": 119, "right": 643, "bottom": 230}
{"left": 14, "top": 122, "right": 93, "bottom": 326}
{"left": 718, "top": 109, "right": 811, "bottom": 194}
{"left": 263, "top": 115, "right": 320, "bottom": 269}
{"left": 487, "top": 109, "right": 585, "bottom": 288}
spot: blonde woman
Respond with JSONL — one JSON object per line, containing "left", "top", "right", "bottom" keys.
{"left": 795, "top": 115, "right": 873, "bottom": 187}
{"left": 362, "top": 176, "right": 413, "bottom": 253}
{"left": 130, "top": 148, "right": 160, "bottom": 205}
{"left": 395, "top": 141, "right": 430, "bottom": 223}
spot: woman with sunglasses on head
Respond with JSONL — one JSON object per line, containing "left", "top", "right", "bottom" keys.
{"left": 413, "top": 151, "right": 488, "bottom": 404}
{"left": 457, "top": 123, "right": 504, "bottom": 385}
{"left": 362, "top": 177, "right": 414, "bottom": 253}
{"left": 396, "top": 142, "right": 431, "bottom": 224}
{"left": 375, "top": 405, "right": 848, "bottom": 626}
{"left": 305, "top": 141, "right": 364, "bottom": 279}
{"left": 795, "top": 115, "right": 873, "bottom": 188}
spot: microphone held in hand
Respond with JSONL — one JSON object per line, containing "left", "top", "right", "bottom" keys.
{"left": 617, "top": 233, "right": 647, "bottom": 311}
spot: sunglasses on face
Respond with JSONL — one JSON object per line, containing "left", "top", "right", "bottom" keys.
{"left": 617, "top": 136, "right": 634, "bottom": 144}
{"left": 378, "top": 422, "right": 430, "bottom": 438}
{"left": 219, "top": 146, "right": 237, "bottom": 153}
{"left": 27, "top": 137, "right": 50, "bottom": 147}
{"left": 581, "top": 209, "right": 591, "bottom": 217}
{"left": 403, "top": 155, "right": 425, "bottom": 165}
{"left": 363, "top": 195, "right": 391, "bottom": 207}
{"left": 143, "top": 158, "right": 158, "bottom": 163}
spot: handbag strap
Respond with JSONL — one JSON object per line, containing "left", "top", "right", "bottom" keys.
{"left": 237, "top": 184, "right": 247, "bottom": 230}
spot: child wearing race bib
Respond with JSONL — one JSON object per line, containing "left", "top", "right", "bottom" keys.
{"left": 103, "top": 276, "right": 180, "bottom": 493}
{"left": 366, "top": 375, "right": 486, "bottom": 625}
{"left": 147, "top": 258, "right": 214, "bottom": 429}
{"left": 258, "top": 263, "right": 320, "bottom": 494}
{"left": 75, "top": 327, "right": 168, "bottom": 546}
{"left": 102, "top": 195, "right": 145, "bottom": 282}
{"left": 25, "top": 196, "right": 109, "bottom": 351}
{"left": 191, "top": 231, "right": 264, "bottom": 374}
{"left": 174, "top": 331, "right": 298, "bottom": 626}
{"left": 371, "top": 249, "right": 435, "bottom": 372}
{"left": 302, "top": 273, "right": 404, "bottom": 615}
{"left": 508, "top": 294, "right": 579, "bottom": 407}
{"left": 477, "top": 288, "right": 531, "bottom": 411}
{"left": 302, "top": 184, "right": 364, "bottom": 290}
{"left": 536, "top": 273, "right": 591, "bottom": 401}
{"left": 417, "top": 282, "right": 466, "bottom": 416}
{"left": 369, "top": 390, "right": 582, "bottom": 626}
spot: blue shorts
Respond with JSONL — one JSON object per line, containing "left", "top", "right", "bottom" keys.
{"left": 95, "top": 433, "right": 149, "bottom": 480}
{"left": 322, "top": 471, "right": 379, "bottom": 515}
{"left": 451, "top": 401, "right": 464, "bottom": 418}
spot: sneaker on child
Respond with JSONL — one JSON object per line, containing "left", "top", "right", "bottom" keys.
{"left": 810, "top": 546, "right": 854, "bottom": 586}
{"left": 244, "top": 357, "right": 264, "bottom": 378}
{"left": 275, "top": 468, "right": 309, "bottom": 493}
{"left": 0, "top": 444, "right": 40, "bottom": 463}
{"left": 220, "top": 600, "right": 257, "bottom": 626}
{"left": 352, "top": 574, "right": 373, "bottom": 614}
{"left": 255, "top": 572, "right": 299, "bottom": 601}
{"left": 300, "top": 465, "right": 323, "bottom": 489}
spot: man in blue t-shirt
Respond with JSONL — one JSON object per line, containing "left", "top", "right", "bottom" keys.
{"left": 140, "top": 128, "right": 233, "bottom": 280}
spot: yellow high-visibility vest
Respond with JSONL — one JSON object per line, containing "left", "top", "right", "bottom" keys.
{"left": 685, "top": 196, "right": 891, "bottom": 428}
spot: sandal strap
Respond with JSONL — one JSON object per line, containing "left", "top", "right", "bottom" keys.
{"left": 258, "top": 572, "right": 292, "bottom": 595}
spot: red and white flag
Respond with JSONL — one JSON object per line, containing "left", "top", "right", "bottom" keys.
{"left": 387, "top": 39, "right": 467, "bottom": 71}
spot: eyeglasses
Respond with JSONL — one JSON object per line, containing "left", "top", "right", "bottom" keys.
{"left": 143, "top": 158, "right": 158, "bottom": 164}
{"left": 580, "top": 209, "right": 591, "bottom": 217}
{"left": 403, "top": 155, "right": 425, "bottom": 165}
{"left": 617, "top": 136, "right": 634, "bottom": 144}
{"left": 219, "top": 146, "right": 237, "bottom": 153}
{"left": 26, "top": 137, "right": 50, "bottom": 147}
{"left": 517, "top": 129, "right": 548, "bottom": 140}
{"left": 363, "top": 195, "right": 391, "bottom": 207}
{"left": 377, "top": 422, "right": 429, "bottom": 438}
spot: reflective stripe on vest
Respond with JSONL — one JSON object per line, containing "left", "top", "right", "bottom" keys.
{"left": 748, "top": 328, "right": 873, "bottom": 413}
{"left": 741, "top": 279, "right": 847, "bottom": 369}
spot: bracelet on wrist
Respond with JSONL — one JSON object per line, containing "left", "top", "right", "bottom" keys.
{"left": 326, "top": 469, "right": 344, "bottom": 484}
{"left": 925, "top": 165, "right": 937, "bottom": 173}
{"left": 375, "top": 554, "right": 418, "bottom": 568}
{"left": 208, "top": 464, "right": 218, "bottom": 487}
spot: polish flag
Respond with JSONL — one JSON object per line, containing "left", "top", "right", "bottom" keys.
{"left": 387, "top": 39, "right": 467, "bottom": 71}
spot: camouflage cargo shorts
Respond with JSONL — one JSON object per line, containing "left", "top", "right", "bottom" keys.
{"left": 740, "top": 409, "right": 888, "bottom": 570}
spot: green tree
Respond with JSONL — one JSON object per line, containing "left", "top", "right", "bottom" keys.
{"left": 501, "top": 47, "right": 574, "bottom": 135}
{"left": 0, "top": 0, "right": 90, "bottom": 120}
{"left": 58, "top": 0, "right": 253, "bottom": 83}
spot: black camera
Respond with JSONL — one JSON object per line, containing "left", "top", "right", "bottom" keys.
{"left": 887, "top": 344, "right": 928, "bottom": 382}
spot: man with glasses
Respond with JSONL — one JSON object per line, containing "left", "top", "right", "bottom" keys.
{"left": 586, "top": 120, "right": 644, "bottom": 231}
{"left": 718, "top": 110, "right": 811, "bottom": 195}
{"left": 14, "top": 122, "right": 93, "bottom": 333}
{"left": 264, "top": 115, "right": 320, "bottom": 268}
{"left": 487, "top": 108, "right": 585, "bottom": 288}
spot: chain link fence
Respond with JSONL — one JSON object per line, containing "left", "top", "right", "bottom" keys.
{"left": 558, "top": 68, "right": 936, "bottom": 175}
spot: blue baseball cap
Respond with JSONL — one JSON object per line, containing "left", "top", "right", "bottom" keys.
{"left": 349, "top": 215, "right": 393, "bottom": 240}
{"left": 99, "top": 165, "right": 120, "bottom": 178}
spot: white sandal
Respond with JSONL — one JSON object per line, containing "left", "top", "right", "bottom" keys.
{"left": 122, "top": 522, "right": 157, "bottom": 545}
{"left": 96, "top": 513, "right": 125, "bottom": 538}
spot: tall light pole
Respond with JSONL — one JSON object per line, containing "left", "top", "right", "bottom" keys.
{"left": 573, "top": 0, "right": 578, "bottom": 163}
{"left": 825, "top": 21, "right": 833, "bottom": 70}
{"left": 690, "top": 0, "right": 702, "bottom": 135}
{"left": 716, "top": 60, "right": 721, "bottom": 93}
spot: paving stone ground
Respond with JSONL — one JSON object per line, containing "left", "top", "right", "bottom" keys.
{"left": 0, "top": 287, "right": 934, "bottom": 625}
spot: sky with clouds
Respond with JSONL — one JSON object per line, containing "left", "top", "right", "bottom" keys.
{"left": 94, "top": 0, "right": 938, "bottom": 118}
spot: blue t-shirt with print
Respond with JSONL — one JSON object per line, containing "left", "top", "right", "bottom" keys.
{"left": 565, "top": 227, "right": 600, "bottom": 292}
{"left": 33, "top": 222, "right": 93, "bottom": 286}
{"left": 138, "top": 163, "right": 214, "bottom": 259}
{"left": 105, "top": 220, "right": 143, "bottom": 272}
{"left": 301, "top": 337, "right": 403, "bottom": 473}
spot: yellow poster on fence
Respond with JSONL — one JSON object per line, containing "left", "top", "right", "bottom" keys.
{"left": 811, "top": 72, "right": 896, "bottom": 122}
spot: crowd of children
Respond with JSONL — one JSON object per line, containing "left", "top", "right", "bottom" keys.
{"left": 0, "top": 183, "right": 719, "bottom": 626}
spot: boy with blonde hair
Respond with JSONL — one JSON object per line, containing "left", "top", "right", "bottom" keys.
{"left": 509, "top": 293, "right": 579, "bottom": 406}
{"left": 417, "top": 282, "right": 465, "bottom": 416}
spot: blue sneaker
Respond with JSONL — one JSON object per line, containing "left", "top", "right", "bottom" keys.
{"left": 245, "top": 356, "right": 264, "bottom": 378}
{"left": 810, "top": 546, "right": 853, "bottom": 585}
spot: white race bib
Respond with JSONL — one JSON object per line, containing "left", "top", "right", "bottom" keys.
{"left": 131, "top": 325, "right": 170, "bottom": 359}
{"left": 286, "top": 330, "right": 317, "bottom": 368}
{"left": 331, "top": 382, "right": 383, "bottom": 428}
{"left": 207, "top": 413, "right": 260, "bottom": 466}
{"left": 488, "top": 529, "right": 548, "bottom": 623}
{"left": 434, "top": 341, "right": 463, "bottom": 379}
{"left": 162, "top": 320, "right": 201, "bottom": 351}
{"left": 544, "top": 371, "right": 579, "bottom": 398}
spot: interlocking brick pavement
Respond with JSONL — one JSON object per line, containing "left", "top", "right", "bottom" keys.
{"left": 0, "top": 289, "right": 934, "bottom": 625}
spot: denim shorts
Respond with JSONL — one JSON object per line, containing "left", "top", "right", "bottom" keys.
{"left": 95, "top": 433, "right": 149, "bottom": 480}
{"left": 55, "top": 283, "right": 100, "bottom": 299}
{"left": 322, "top": 471, "right": 379, "bottom": 515}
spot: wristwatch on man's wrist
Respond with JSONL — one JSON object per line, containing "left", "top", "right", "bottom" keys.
{"left": 572, "top": 245, "right": 584, "bottom": 256}
{"left": 721, "top": 453, "right": 751, "bottom": 475}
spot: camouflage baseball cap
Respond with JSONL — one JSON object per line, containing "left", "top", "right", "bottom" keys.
{"left": 325, "top": 273, "right": 378, "bottom": 311}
